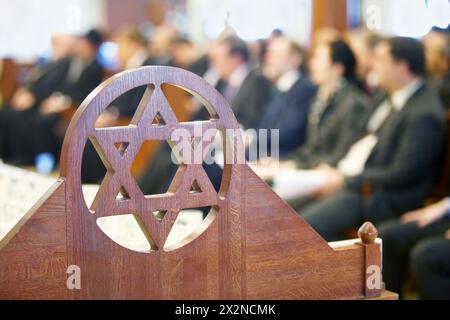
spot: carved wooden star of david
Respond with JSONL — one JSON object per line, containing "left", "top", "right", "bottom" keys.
{"left": 87, "top": 83, "right": 221, "bottom": 250}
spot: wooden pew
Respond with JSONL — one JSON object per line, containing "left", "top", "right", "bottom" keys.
{"left": 0, "top": 58, "right": 18, "bottom": 107}
{"left": 0, "top": 66, "right": 395, "bottom": 299}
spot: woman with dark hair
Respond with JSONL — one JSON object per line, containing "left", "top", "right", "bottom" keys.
{"left": 289, "top": 39, "right": 370, "bottom": 169}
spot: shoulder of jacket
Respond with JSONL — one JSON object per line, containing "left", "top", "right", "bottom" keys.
{"left": 340, "top": 85, "right": 370, "bottom": 110}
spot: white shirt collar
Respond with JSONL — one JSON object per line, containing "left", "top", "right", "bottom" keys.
{"left": 390, "top": 78, "right": 424, "bottom": 111}
{"left": 228, "top": 64, "right": 250, "bottom": 88}
{"left": 276, "top": 70, "right": 301, "bottom": 92}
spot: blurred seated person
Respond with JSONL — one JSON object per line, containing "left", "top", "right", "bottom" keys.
{"left": 252, "top": 39, "right": 369, "bottom": 179}
{"left": 138, "top": 35, "right": 271, "bottom": 195}
{"left": 147, "top": 24, "right": 179, "bottom": 66}
{"left": 253, "top": 37, "right": 316, "bottom": 157}
{"left": 187, "top": 40, "right": 225, "bottom": 88}
{"left": 423, "top": 28, "right": 450, "bottom": 109}
{"left": 168, "top": 37, "right": 199, "bottom": 69}
{"left": 35, "top": 29, "right": 104, "bottom": 157}
{"left": 248, "top": 38, "right": 268, "bottom": 69}
{"left": 106, "top": 26, "right": 154, "bottom": 117}
{"left": 286, "top": 39, "right": 369, "bottom": 168}
{"left": 379, "top": 197, "right": 450, "bottom": 299}
{"left": 209, "top": 35, "right": 271, "bottom": 129}
{"left": 299, "top": 37, "right": 445, "bottom": 242}
{"left": 117, "top": 26, "right": 153, "bottom": 69}
{"left": 186, "top": 53, "right": 210, "bottom": 78}
{"left": 0, "top": 33, "right": 76, "bottom": 164}
{"left": 0, "top": 30, "right": 103, "bottom": 166}
{"left": 346, "top": 28, "right": 383, "bottom": 95}
{"left": 38, "top": 29, "right": 103, "bottom": 115}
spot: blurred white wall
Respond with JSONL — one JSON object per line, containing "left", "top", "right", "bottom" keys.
{"left": 0, "top": 0, "right": 103, "bottom": 61}
{"left": 361, "top": 0, "right": 450, "bottom": 37}
{"left": 2, "top": 0, "right": 448, "bottom": 61}
{"left": 187, "top": 0, "right": 312, "bottom": 46}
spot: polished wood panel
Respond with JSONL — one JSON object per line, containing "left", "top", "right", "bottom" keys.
{"left": 0, "top": 58, "right": 18, "bottom": 106}
{"left": 312, "top": 0, "right": 348, "bottom": 33}
{"left": 0, "top": 66, "right": 389, "bottom": 299}
{"left": 0, "top": 180, "right": 68, "bottom": 299}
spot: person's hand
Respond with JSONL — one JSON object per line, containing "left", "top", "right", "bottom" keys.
{"left": 279, "top": 160, "right": 297, "bottom": 170}
{"left": 250, "top": 159, "right": 296, "bottom": 180}
{"left": 401, "top": 198, "right": 450, "bottom": 228}
{"left": 249, "top": 157, "right": 278, "bottom": 179}
{"left": 11, "top": 88, "right": 35, "bottom": 111}
{"left": 314, "top": 167, "right": 344, "bottom": 198}
{"left": 40, "top": 93, "right": 71, "bottom": 115}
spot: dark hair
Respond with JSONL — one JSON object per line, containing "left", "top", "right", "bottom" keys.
{"left": 271, "top": 29, "right": 283, "bottom": 37}
{"left": 328, "top": 40, "right": 356, "bottom": 80}
{"left": 386, "top": 37, "right": 426, "bottom": 76}
{"left": 83, "top": 29, "right": 103, "bottom": 47}
{"left": 221, "top": 36, "right": 250, "bottom": 63}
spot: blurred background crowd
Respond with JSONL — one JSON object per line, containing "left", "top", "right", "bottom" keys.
{"left": 0, "top": 0, "right": 449, "bottom": 299}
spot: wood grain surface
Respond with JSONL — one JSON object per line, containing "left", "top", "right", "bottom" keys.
{"left": 0, "top": 66, "right": 388, "bottom": 299}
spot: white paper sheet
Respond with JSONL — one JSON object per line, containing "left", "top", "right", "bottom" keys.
{"left": 0, "top": 161, "right": 56, "bottom": 239}
{"left": 272, "top": 169, "right": 328, "bottom": 200}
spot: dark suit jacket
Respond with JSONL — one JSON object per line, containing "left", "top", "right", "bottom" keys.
{"left": 346, "top": 82, "right": 446, "bottom": 221}
{"left": 60, "top": 58, "right": 103, "bottom": 105}
{"left": 431, "top": 73, "right": 450, "bottom": 109}
{"left": 257, "top": 74, "right": 317, "bottom": 157}
{"left": 25, "top": 58, "right": 72, "bottom": 107}
{"left": 291, "top": 82, "right": 370, "bottom": 168}
{"left": 187, "top": 55, "right": 210, "bottom": 77}
{"left": 232, "top": 69, "right": 272, "bottom": 129}
{"left": 110, "top": 58, "right": 155, "bottom": 117}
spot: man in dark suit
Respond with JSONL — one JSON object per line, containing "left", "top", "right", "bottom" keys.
{"left": 81, "top": 27, "right": 156, "bottom": 183}
{"left": 34, "top": 30, "right": 103, "bottom": 160}
{"left": 138, "top": 35, "right": 271, "bottom": 195}
{"left": 35, "top": 30, "right": 104, "bottom": 116}
{"left": 107, "top": 26, "right": 158, "bottom": 117}
{"left": 378, "top": 197, "right": 450, "bottom": 299}
{"left": 0, "top": 35, "right": 75, "bottom": 164}
{"left": 255, "top": 37, "right": 317, "bottom": 157}
{"left": 301, "top": 37, "right": 446, "bottom": 242}
{"left": 0, "top": 51, "right": 73, "bottom": 164}
{"left": 210, "top": 35, "right": 271, "bottom": 130}
{"left": 0, "top": 30, "right": 103, "bottom": 166}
